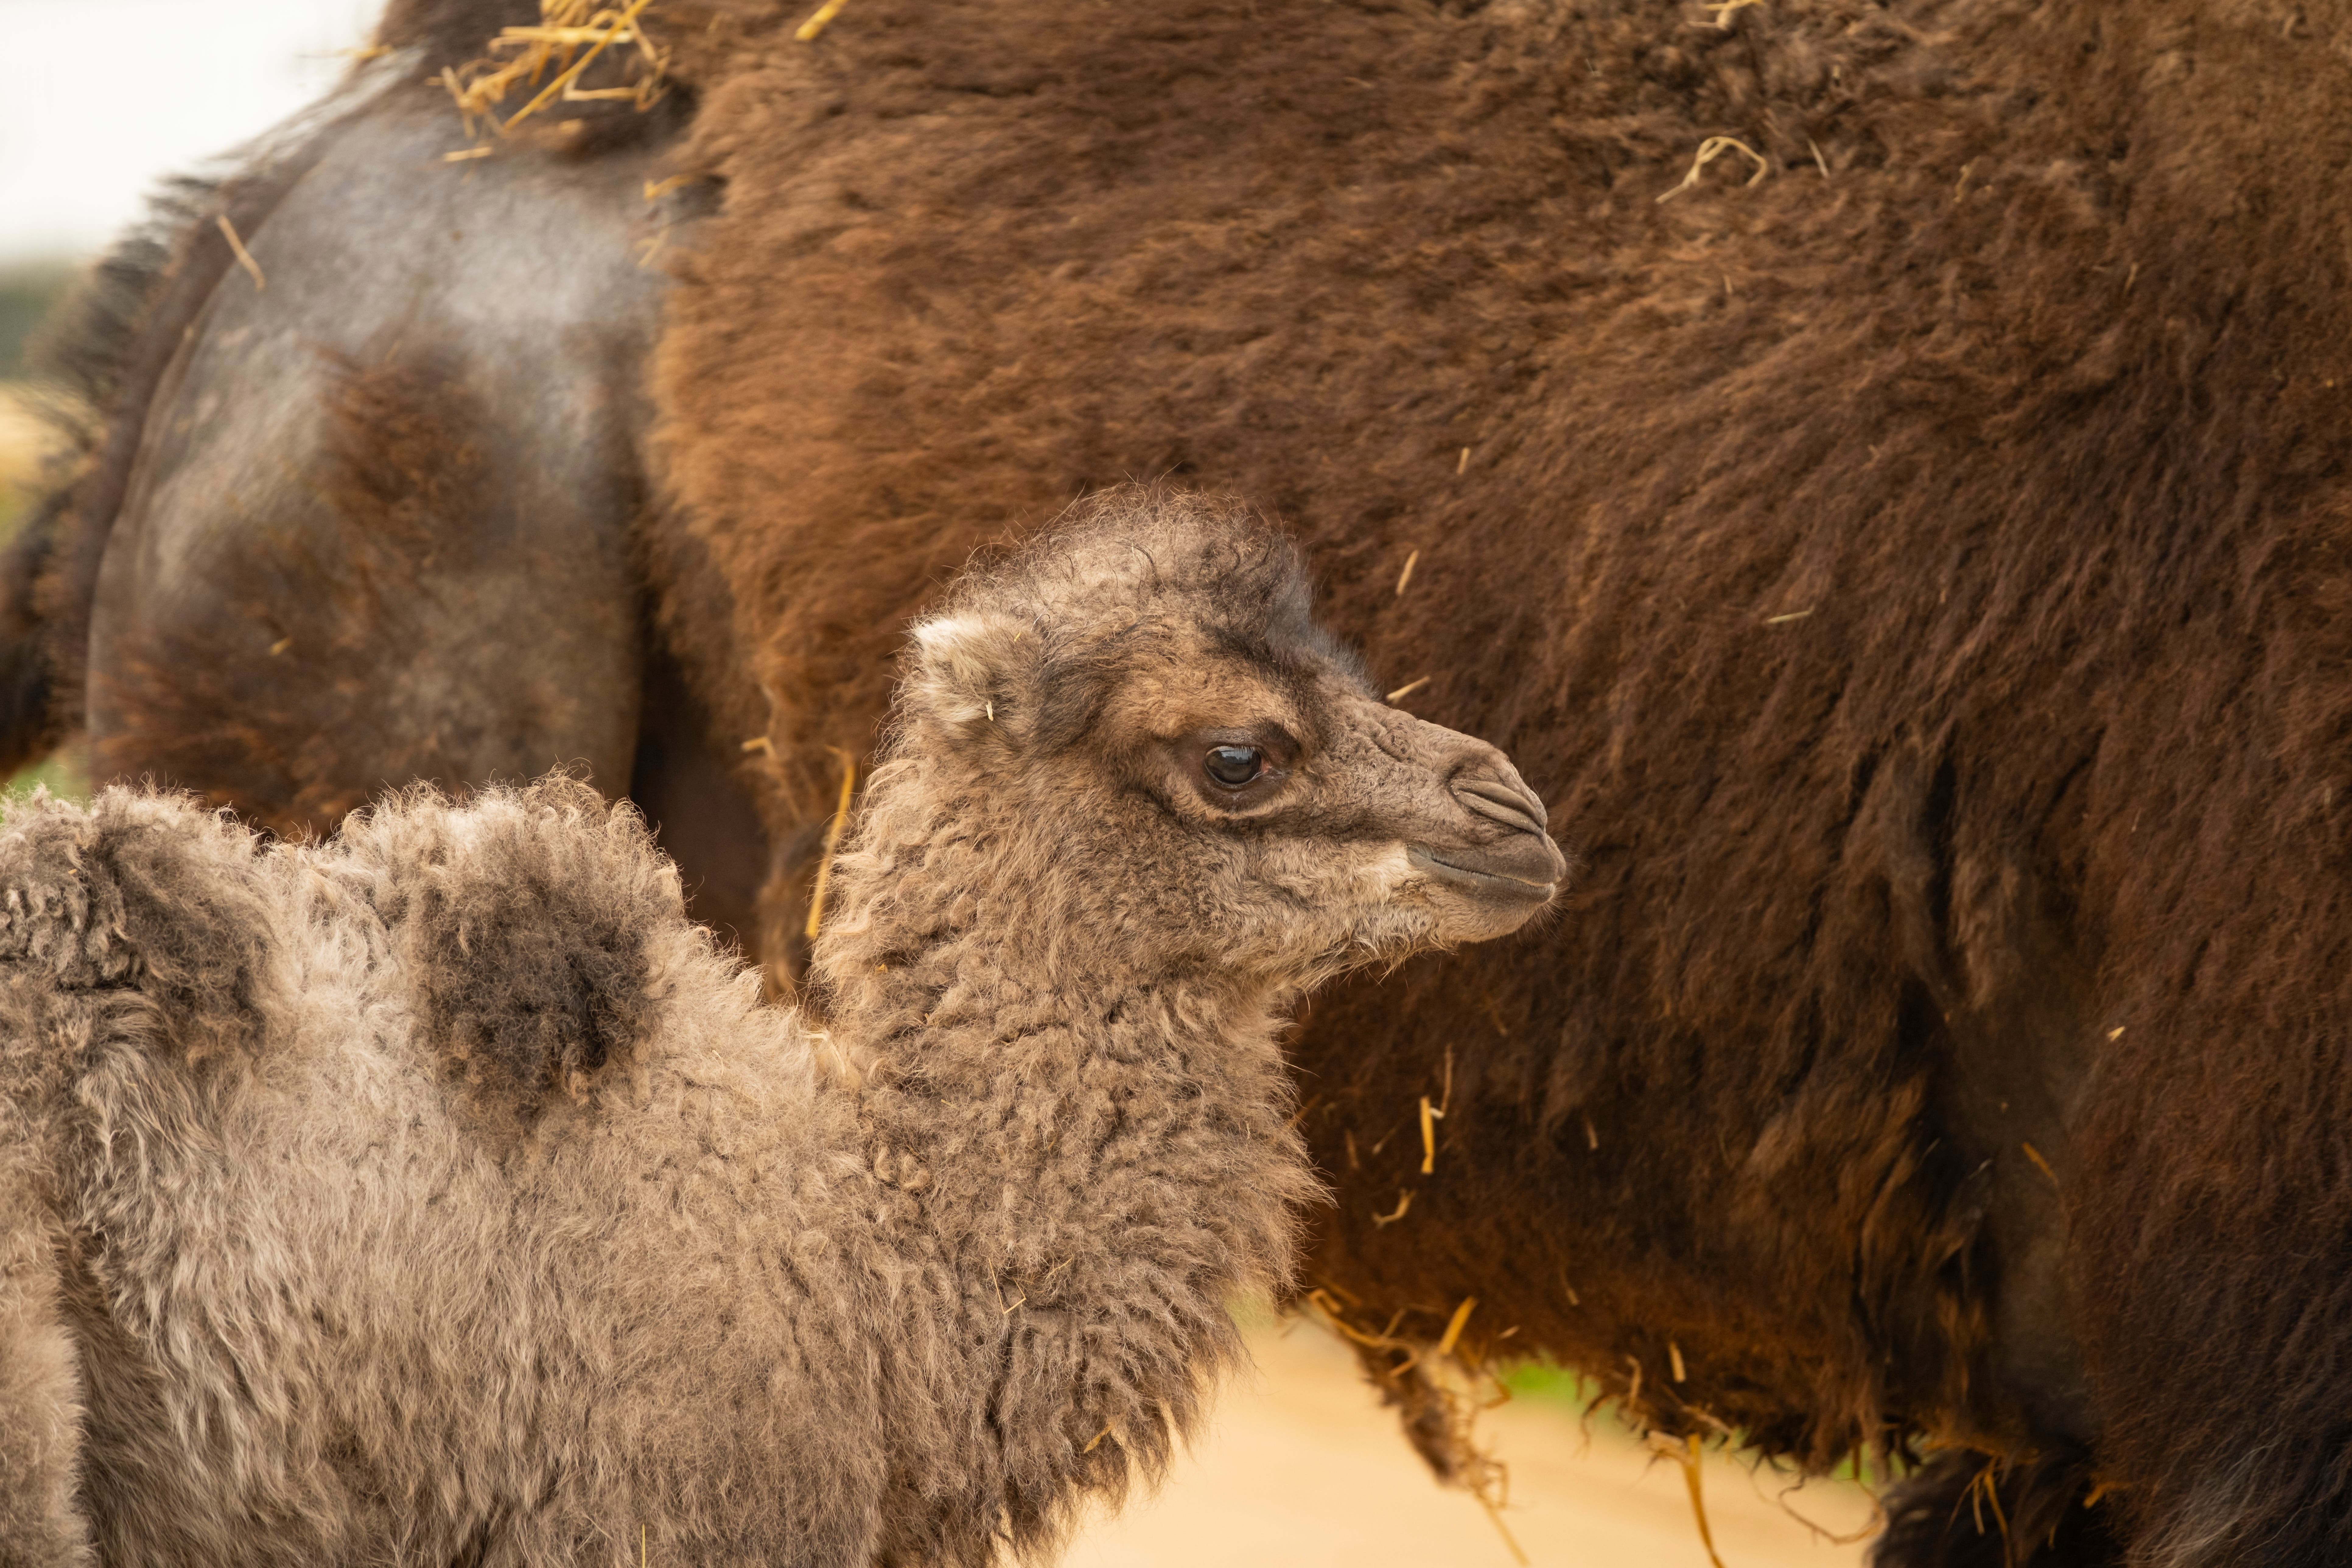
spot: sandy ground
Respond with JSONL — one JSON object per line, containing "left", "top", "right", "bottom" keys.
{"left": 1064, "top": 1320, "right": 1880, "bottom": 1568}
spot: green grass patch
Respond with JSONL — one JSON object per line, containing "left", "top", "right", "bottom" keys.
{"left": 8, "top": 751, "right": 89, "bottom": 803}
{"left": 1499, "top": 1358, "right": 1598, "bottom": 1409}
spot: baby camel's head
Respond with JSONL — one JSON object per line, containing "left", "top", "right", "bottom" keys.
{"left": 850, "top": 489, "right": 1564, "bottom": 990}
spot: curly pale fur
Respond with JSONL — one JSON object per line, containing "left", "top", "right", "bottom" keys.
{"left": 0, "top": 499, "right": 1558, "bottom": 1566}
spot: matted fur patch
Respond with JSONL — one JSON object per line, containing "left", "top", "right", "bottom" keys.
{"left": 371, "top": 781, "right": 675, "bottom": 1120}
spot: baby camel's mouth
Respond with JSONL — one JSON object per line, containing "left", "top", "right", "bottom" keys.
{"left": 1408, "top": 844, "right": 1560, "bottom": 903}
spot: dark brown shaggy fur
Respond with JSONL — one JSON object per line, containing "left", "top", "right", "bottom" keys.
{"left": 1876, "top": 1452, "right": 2124, "bottom": 1568}
{"left": 26, "top": 2, "right": 2352, "bottom": 1561}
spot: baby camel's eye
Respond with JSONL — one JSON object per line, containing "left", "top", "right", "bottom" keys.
{"left": 1203, "top": 745, "right": 1265, "bottom": 789}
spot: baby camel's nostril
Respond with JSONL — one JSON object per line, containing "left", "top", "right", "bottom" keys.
{"left": 1453, "top": 774, "right": 1549, "bottom": 837}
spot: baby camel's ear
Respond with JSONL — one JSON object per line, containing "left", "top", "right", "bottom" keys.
{"left": 906, "top": 611, "right": 1039, "bottom": 739}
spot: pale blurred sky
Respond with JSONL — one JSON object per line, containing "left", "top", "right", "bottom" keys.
{"left": 1, "top": 0, "right": 385, "bottom": 265}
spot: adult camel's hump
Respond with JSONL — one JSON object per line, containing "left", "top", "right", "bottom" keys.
{"left": 22, "top": 2, "right": 2352, "bottom": 1562}
{"left": 5, "top": 12, "right": 763, "bottom": 933}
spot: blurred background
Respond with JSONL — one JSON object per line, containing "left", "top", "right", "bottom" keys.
{"left": 1, "top": 1, "right": 379, "bottom": 268}
{"left": 0, "top": 7, "right": 1885, "bottom": 1561}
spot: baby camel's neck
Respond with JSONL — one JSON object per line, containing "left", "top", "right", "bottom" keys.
{"left": 809, "top": 776, "right": 1317, "bottom": 1531}
{"left": 815, "top": 771, "right": 1308, "bottom": 1226}
{"left": 822, "top": 867, "right": 1310, "bottom": 1291}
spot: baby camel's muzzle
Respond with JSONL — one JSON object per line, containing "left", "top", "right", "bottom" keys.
{"left": 1409, "top": 771, "right": 1566, "bottom": 904}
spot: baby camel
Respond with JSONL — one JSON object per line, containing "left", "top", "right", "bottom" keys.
{"left": 0, "top": 491, "right": 1563, "bottom": 1568}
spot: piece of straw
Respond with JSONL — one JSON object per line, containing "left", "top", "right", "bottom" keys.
{"left": 1312, "top": 1276, "right": 1362, "bottom": 1308}
{"left": 444, "top": 1, "right": 669, "bottom": 138}
{"left": 1479, "top": 1495, "right": 1531, "bottom": 1566}
{"left": 1769, "top": 1472, "right": 1885, "bottom": 1547}
{"left": 796, "top": 0, "right": 852, "bottom": 40}
{"left": 1436, "top": 1296, "right": 1477, "bottom": 1358}
{"left": 1657, "top": 135, "right": 1770, "bottom": 203}
{"left": 1395, "top": 548, "right": 1419, "bottom": 597}
{"left": 1678, "top": 1434, "right": 1729, "bottom": 1568}
{"left": 1307, "top": 1289, "right": 1413, "bottom": 1354}
{"left": 1420, "top": 1094, "right": 1443, "bottom": 1174}
{"left": 2021, "top": 1141, "right": 2060, "bottom": 1186}
{"left": 216, "top": 216, "right": 265, "bottom": 291}
{"left": 1966, "top": 1463, "right": 2012, "bottom": 1547}
{"left": 503, "top": 0, "right": 653, "bottom": 130}
{"left": 803, "top": 751, "right": 858, "bottom": 941}
{"left": 1388, "top": 675, "right": 1432, "bottom": 704}
{"left": 1374, "top": 1190, "right": 1414, "bottom": 1227}
{"left": 502, "top": 23, "right": 642, "bottom": 44}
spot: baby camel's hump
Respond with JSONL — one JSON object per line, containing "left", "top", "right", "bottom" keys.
{"left": 0, "top": 782, "right": 851, "bottom": 1567}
